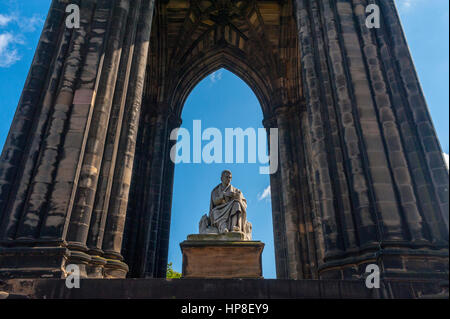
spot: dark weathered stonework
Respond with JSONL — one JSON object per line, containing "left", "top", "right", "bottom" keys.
{"left": 0, "top": 277, "right": 447, "bottom": 299}
{"left": 0, "top": 0, "right": 448, "bottom": 296}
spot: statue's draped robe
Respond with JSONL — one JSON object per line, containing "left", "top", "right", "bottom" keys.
{"left": 209, "top": 183, "right": 247, "bottom": 233}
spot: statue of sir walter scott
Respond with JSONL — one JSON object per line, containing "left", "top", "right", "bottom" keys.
{"left": 199, "top": 170, "right": 252, "bottom": 240}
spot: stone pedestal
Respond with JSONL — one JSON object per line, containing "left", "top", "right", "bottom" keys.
{"left": 180, "top": 233, "right": 264, "bottom": 279}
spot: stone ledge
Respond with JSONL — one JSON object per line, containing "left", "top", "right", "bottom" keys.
{"left": 187, "top": 232, "right": 246, "bottom": 241}
{"left": 181, "top": 240, "right": 263, "bottom": 247}
{"left": 0, "top": 278, "right": 446, "bottom": 299}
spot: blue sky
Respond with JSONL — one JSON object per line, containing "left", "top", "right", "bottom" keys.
{"left": 169, "top": 69, "right": 275, "bottom": 277}
{"left": 0, "top": 0, "right": 448, "bottom": 278}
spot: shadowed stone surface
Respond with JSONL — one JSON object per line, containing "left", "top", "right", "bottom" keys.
{"left": 0, "top": 278, "right": 447, "bottom": 299}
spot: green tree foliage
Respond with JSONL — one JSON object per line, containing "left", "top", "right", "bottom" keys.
{"left": 167, "top": 262, "right": 182, "bottom": 279}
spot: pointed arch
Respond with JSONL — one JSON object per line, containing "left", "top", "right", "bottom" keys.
{"left": 169, "top": 46, "right": 275, "bottom": 118}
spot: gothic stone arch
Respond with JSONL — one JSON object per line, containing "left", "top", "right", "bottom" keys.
{"left": 0, "top": 0, "right": 448, "bottom": 283}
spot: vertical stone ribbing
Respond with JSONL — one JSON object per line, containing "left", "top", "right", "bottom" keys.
{"left": 291, "top": 107, "right": 319, "bottom": 278}
{"left": 351, "top": 0, "right": 426, "bottom": 242}
{"left": 0, "top": 1, "right": 67, "bottom": 240}
{"left": 317, "top": 0, "right": 379, "bottom": 250}
{"left": 87, "top": 0, "right": 142, "bottom": 257}
{"left": 377, "top": 0, "right": 449, "bottom": 236}
{"left": 264, "top": 116, "right": 289, "bottom": 279}
{"left": 155, "top": 114, "right": 181, "bottom": 278}
{"left": 311, "top": 0, "right": 360, "bottom": 255}
{"left": 294, "top": 0, "right": 343, "bottom": 260}
{"left": 294, "top": 0, "right": 448, "bottom": 279}
{"left": 136, "top": 107, "right": 169, "bottom": 277}
{"left": 122, "top": 111, "right": 156, "bottom": 277}
{"left": 286, "top": 107, "right": 314, "bottom": 278}
{"left": 14, "top": 0, "right": 96, "bottom": 240}
{"left": 373, "top": 35, "right": 438, "bottom": 244}
{"left": 0, "top": 17, "right": 72, "bottom": 241}
{"left": 333, "top": 0, "right": 406, "bottom": 241}
{"left": 275, "top": 106, "right": 302, "bottom": 279}
{"left": 301, "top": 111, "right": 326, "bottom": 270}
{"left": 102, "top": 0, "right": 155, "bottom": 277}
{"left": 67, "top": 0, "right": 130, "bottom": 251}
{"left": 39, "top": 0, "right": 114, "bottom": 242}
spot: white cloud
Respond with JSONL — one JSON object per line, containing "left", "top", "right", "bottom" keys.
{"left": 400, "top": 0, "right": 414, "bottom": 9}
{"left": 0, "top": 32, "right": 20, "bottom": 67}
{"left": 0, "top": 14, "right": 13, "bottom": 27}
{"left": 258, "top": 185, "right": 271, "bottom": 201}
{"left": 210, "top": 70, "right": 223, "bottom": 84}
{"left": 444, "top": 153, "right": 449, "bottom": 170}
{"left": 0, "top": 11, "right": 44, "bottom": 68}
{"left": 16, "top": 15, "right": 44, "bottom": 33}
{"left": 396, "top": 0, "right": 425, "bottom": 12}
{"left": 397, "top": 0, "right": 413, "bottom": 9}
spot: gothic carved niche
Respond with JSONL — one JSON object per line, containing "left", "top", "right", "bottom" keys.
{"left": 144, "top": 0, "right": 302, "bottom": 117}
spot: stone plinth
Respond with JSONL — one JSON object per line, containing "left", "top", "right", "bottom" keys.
{"left": 180, "top": 233, "right": 264, "bottom": 279}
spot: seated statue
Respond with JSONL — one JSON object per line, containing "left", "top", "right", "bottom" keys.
{"left": 199, "top": 170, "right": 252, "bottom": 240}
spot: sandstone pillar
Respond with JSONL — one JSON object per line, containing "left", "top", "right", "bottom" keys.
{"left": 263, "top": 116, "right": 289, "bottom": 279}
{"left": 102, "top": 0, "right": 155, "bottom": 278}
{"left": 0, "top": 0, "right": 156, "bottom": 279}
{"left": 293, "top": 0, "right": 448, "bottom": 280}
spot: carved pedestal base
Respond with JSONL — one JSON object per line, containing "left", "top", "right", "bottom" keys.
{"left": 0, "top": 247, "right": 69, "bottom": 279}
{"left": 180, "top": 233, "right": 264, "bottom": 279}
{"left": 104, "top": 259, "right": 129, "bottom": 278}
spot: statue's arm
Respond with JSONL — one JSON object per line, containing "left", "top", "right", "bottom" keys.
{"left": 235, "top": 188, "right": 247, "bottom": 209}
{"left": 234, "top": 188, "right": 244, "bottom": 200}
{"left": 211, "top": 188, "right": 225, "bottom": 206}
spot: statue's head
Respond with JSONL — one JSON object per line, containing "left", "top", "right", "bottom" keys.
{"left": 221, "top": 170, "right": 232, "bottom": 186}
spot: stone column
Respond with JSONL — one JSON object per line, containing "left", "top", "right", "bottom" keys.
{"left": 101, "top": 0, "right": 156, "bottom": 278}
{"left": 349, "top": 0, "right": 426, "bottom": 243}
{"left": 140, "top": 108, "right": 169, "bottom": 277}
{"left": 85, "top": 0, "right": 142, "bottom": 278}
{"left": 263, "top": 116, "right": 289, "bottom": 279}
{"left": 376, "top": 0, "right": 449, "bottom": 240}
{"left": 0, "top": 0, "right": 154, "bottom": 279}
{"left": 300, "top": 111, "right": 326, "bottom": 272}
{"left": 4, "top": 0, "right": 96, "bottom": 242}
{"left": 123, "top": 104, "right": 176, "bottom": 278}
{"left": 38, "top": 0, "right": 112, "bottom": 247}
{"left": 273, "top": 106, "right": 303, "bottom": 279}
{"left": 66, "top": 0, "right": 132, "bottom": 277}
{"left": 294, "top": 1, "right": 347, "bottom": 267}
{"left": 0, "top": 0, "right": 105, "bottom": 279}
{"left": 293, "top": 0, "right": 448, "bottom": 280}
{"left": 121, "top": 111, "right": 158, "bottom": 278}
{"left": 154, "top": 113, "right": 182, "bottom": 278}
{"left": 86, "top": 0, "right": 144, "bottom": 278}
{"left": 0, "top": 0, "right": 67, "bottom": 236}
{"left": 289, "top": 105, "right": 320, "bottom": 279}
{"left": 272, "top": 104, "right": 323, "bottom": 279}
